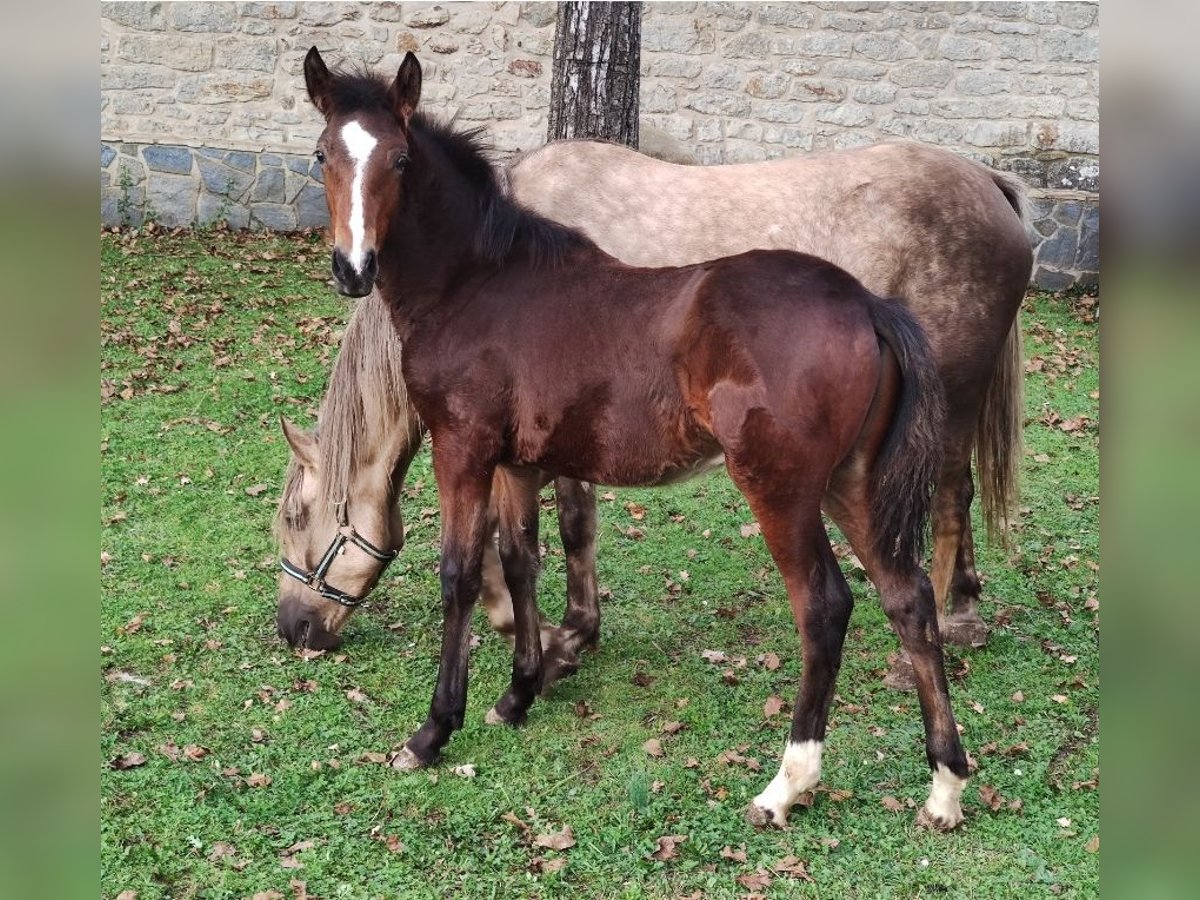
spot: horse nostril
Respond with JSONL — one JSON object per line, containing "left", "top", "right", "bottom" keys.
{"left": 362, "top": 249, "right": 377, "bottom": 280}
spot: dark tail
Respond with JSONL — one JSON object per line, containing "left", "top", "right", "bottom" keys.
{"left": 866, "top": 298, "right": 947, "bottom": 567}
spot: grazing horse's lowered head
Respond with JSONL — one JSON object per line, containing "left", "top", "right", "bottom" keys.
{"left": 304, "top": 47, "right": 423, "bottom": 297}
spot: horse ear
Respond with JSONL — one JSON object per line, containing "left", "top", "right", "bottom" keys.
{"left": 280, "top": 416, "right": 318, "bottom": 470}
{"left": 389, "top": 52, "right": 422, "bottom": 125}
{"left": 304, "top": 46, "right": 334, "bottom": 118}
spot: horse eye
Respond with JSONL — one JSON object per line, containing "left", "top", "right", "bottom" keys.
{"left": 313, "top": 149, "right": 326, "bottom": 164}
{"left": 394, "top": 154, "right": 409, "bottom": 172}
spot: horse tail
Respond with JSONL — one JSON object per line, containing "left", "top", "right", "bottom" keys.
{"left": 865, "top": 298, "right": 946, "bottom": 567}
{"left": 974, "top": 168, "right": 1030, "bottom": 544}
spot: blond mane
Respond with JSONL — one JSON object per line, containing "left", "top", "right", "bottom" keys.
{"left": 277, "top": 291, "right": 421, "bottom": 531}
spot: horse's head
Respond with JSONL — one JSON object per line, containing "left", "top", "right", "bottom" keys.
{"left": 303, "top": 46, "right": 422, "bottom": 297}
{"left": 275, "top": 416, "right": 406, "bottom": 650}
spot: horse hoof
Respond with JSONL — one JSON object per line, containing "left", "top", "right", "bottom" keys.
{"left": 745, "top": 802, "right": 784, "bottom": 829}
{"left": 915, "top": 802, "right": 964, "bottom": 832}
{"left": 941, "top": 614, "right": 989, "bottom": 648}
{"left": 882, "top": 651, "right": 918, "bottom": 692}
{"left": 389, "top": 745, "right": 425, "bottom": 772}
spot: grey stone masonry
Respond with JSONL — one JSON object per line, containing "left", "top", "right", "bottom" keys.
{"left": 101, "top": 1, "right": 1100, "bottom": 288}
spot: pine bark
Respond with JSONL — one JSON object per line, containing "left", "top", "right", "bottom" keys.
{"left": 547, "top": 2, "right": 641, "bottom": 148}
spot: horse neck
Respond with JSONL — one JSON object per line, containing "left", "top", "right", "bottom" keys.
{"left": 378, "top": 136, "right": 490, "bottom": 319}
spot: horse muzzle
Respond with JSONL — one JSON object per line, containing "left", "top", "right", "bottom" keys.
{"left": 331, "top": 248, "right": 377, "bottom": 298}
{"left": 277, "top": 593, "right": 345, "bottom": 651}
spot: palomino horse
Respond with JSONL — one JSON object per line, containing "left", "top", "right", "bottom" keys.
{"left": 294, "top": 48, "right": 969, "bottom": 830}
{"left": 275, "top": 290, "right": 601, "bottom": 683}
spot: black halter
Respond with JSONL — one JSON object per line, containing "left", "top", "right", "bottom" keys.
{"left": 280, "top": 513, "right": 397, "bottom": 608}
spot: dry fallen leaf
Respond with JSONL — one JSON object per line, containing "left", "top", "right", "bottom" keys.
{"left": 1085, "top": 835, "right": 1100, "bottom": 853}
{"left": 763, "top": 696, "right": 786, "bottom": 718}
{"left": 1057, "top": 817, "right": 1072, "bottom": 828}
{"left": 643, "top": 738, "right": 664, "bottom": 758}
{"left": 736, "top": 871, "right": 773, "bottom": 891}
{"left": 720, "top": 844, "right": 747, "bottom": 863}
{"left": 650, "top": 834, "right": 688, "bottom": 861}
{"left": 979, "top": 784, "right": 1004, "bottom": 812}
{"left": 760, "top": 651, "right": 781, "bottom": 671}
{"left": 772, "top": 855, "right": 813, "bottom": 881}
{"left": 700, "top": 649, "right": 727, "bottom": 664}
{"left": 246, "top": 772, "right": 272, "bottom": 788}
{"left": 501, "top": 811, "right": 530, "bottom": 832}
{"left": 452, "top": 764, "right": 477, "bottom": 779}
{"left": 880, "top": 795, "right": 905, "bottom": 812}
{"left": 533, "top": 825, "right": 576, "bottom": 851}
{"left": 345, "top": 687, "right": 369, "bottom": 703}
{"left": 662, "top": 720, "right": 685, "bottom": 735}
{"left": 740, "top": 522, "right": 761, "bottom": 538}
{"left": 245, "top": 483, "right": 269, "bottom": 496}
{"left": 1011, "top": 690, "right": 1024, "bottom": 703}
{"left": 110, "top": 752, "right": 146, "bottom": 770}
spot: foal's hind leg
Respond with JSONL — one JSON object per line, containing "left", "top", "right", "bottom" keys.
{"left": 485, "top": 468, "right": 546, "bottom": 726}
{"left": 826, "top": 480, "right": 970, "bottom": 830}
{"left": 540, "top": 478, "right": 601, "bottom": 686}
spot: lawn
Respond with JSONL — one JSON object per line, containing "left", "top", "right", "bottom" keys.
{"left": 101, "top": 227, "right": 1099, "bottom": 899}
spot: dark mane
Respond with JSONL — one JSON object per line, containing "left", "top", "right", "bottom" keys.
{"left": 322, "top": 64, "right": 596, "bottom": 269}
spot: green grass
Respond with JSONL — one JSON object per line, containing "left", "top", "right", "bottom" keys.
{"left": 101, "top": 229, "right": 1099, "bottom": 899}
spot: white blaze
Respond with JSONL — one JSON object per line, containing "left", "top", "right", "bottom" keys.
{"left": 340, "top": 120, "right": 378, "bottom": 273}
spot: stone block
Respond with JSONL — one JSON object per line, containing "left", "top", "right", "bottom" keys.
{"left": 825, "top": 60, "right": 888, "bottom": 81}
{"left": 789, "top": 80, "right": 847, "bottom": 103}
{"left": 938, "top": 34, "right": 993, "bottom": 60}
{"left": 429, "top": 35, "right": 460, "bottom": 54}
{"left": 103, "top": 2, "right": 168, "bottom": 31}
{"left": 144, "top": 145, "right": 193, "bottom": 175}
{"left": 177, "top": 72, "right": 275, "bottom": 104}
{"left": 215, "top": 36, "right": 278, "bottom": 73}
{"left": 117, "top": 35, "right": 213, "bottom": 71}
{"left": 685, "top": 92, "right": 752, "bottom": 117}
{"left": 853, "top": 83, "right": 898, "bottom": 104}
{"left": 702, "top": 64, "right": 744, "bottom": 91}
{"left": 955, "top": 70, "right": 1012, "bottom": 95}
{"left": 145, "top": 173, "right": 198, "bottom": 227}
{"left": 746, "top": 72, "right": 790, "bottom": 100}
{"left": 1040, "top": 28, "right": 1099, "bottom": 63}
{"left": 101, "top": 145, "right": 116, "bottom": 168}
{"left": 453, "top": 9, "right": 492, "bottom": 35}
{"left": 823, "top": 12, "right": 876, "bottom": 32}
{"left": 520, "top": 3, "right": 559, "bottom": 28}
{"left": 1047, "top": 157, "right": 1099, "bottom": 192}
{"left": 251, "top": 167, "right": 286, "bottom": 203}
{"left": 780, "top": 59, "right": 823, "bottom": 77}
{"left": 1034, "top": 222, "right": 1079, "bottom": 268}
{"left": 197, "top": 192, "right": 250, "bottom": 229}
{"left": 853, "top": 33, "right": 918, "bottom": 61}
{"left": 889, "top": 60, "right": 953, "bottom": 88}
{"left": 241, "top": 2, "right": 296, "bottom": 17}
{"left": 296, "top": 184, "right": 331, "bottom": 228}
{"left": 1076, "top": 203, "right": 1099, "bottom": 271}
{"left": 723, "top": 31, "right": 771, "bottom": 59}
{"left": 816, "top": 105, "right": 873, "bottom": 127}
{"left": 1032, "top": 266, "right": 1075, "bottom": 291}
{"left": 756, "top": 3, "right": 815, "bottom": 27}
{"left": 368, "top": 2, "right": 402, "bottom": 23}
{"left": 642, "top": 84, "right": 677, "bottom": 113}
{"left": 197, "top": 155, "right": 254, "bottom": 198}
{"left": 642, "top": 17, "right": 715, "bottom": 54}
{"left": 1066, "top": 99, "right": 1099, "bottom": 122}
{"left": 298, "top": 2, "right": 359, "bottom": 26}
{"left": 251, "top": 202, "right": 298, "bottom": 230}
{"left": 762, "top": 125, "right": 813, "bottom": 150}
{"left": 406, "top": 5, "right": 451, "bottom": 28}
{"left": 101, "top": 66, "right": 178, "bottom": 90}
{"left": 170, "top": 2, "right": 238, "bottom": 32}
{"left": 1054, "top": 123, "right": 1099, "bottom": 155}
{"left": 964, "top": 121, "right": 1029, "bottom": 148}
{"left": 1057, "top": 2, "right": 1099, "bottom": 29}
{"left": 758, "top": 101, "right": 807, "bottom": 124}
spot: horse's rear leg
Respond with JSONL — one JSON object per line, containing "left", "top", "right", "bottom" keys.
{"left": 826, "top": 478, "right": 970, "bottom": 830}
{"left": 486, "top": 469, "right": 546, "bottom": 726}
{"left": 723, "top": 461, "right": 852, "bottom": 828}
{"left": 929, "top": 452, "right": 989, "bottom": 648}
{"left": 540, "top": 478, "right": 600, "bottom": 686}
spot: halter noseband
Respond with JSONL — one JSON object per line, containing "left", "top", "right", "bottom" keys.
{"left": 280, "top": 516, "right": 397, "bottom": 608}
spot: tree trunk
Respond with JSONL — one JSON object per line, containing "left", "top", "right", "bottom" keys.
{"left": 547, "top": 2, "right": 641, "bottom": 149}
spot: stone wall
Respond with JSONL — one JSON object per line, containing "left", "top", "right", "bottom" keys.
{"left": 100, "top": 1, "right": 1100, "bottom": 287}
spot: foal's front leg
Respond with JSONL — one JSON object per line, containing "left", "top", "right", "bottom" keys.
{"left": 393, "top": 459, "right": 495, "bottom": 770}
{"left": 485, "top": 468, "right": 546, "bottom": 725}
